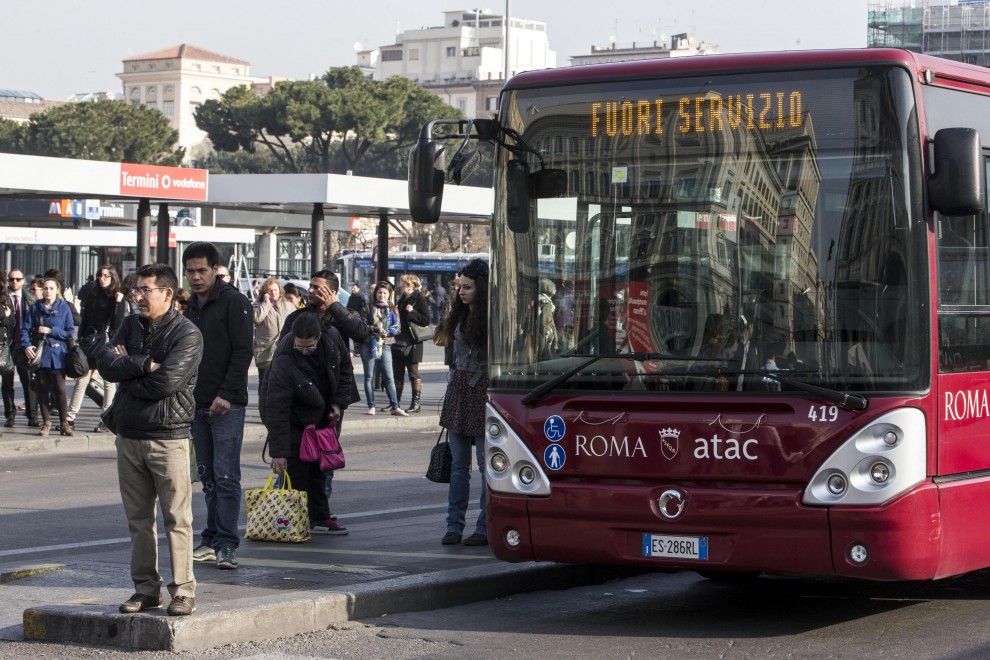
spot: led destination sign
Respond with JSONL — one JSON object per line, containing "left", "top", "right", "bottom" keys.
{"left": 591, "top": 91, "right": 805, "bottom": 138}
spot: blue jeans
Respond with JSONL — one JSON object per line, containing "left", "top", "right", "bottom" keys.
{"left": 446, "top": 430, "right": 486, "bottom": 536}
{"left": 192, "top": 405, "right": 245, "bottom": 551}
{"left": 361, "top": 342, "right": 399, "bottom": 409}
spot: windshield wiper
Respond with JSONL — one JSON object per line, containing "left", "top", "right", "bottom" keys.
{"left": 756, "top": 370, "right": 868, "bottom": 411}
{"left": 521, "top": 352, "right": 687, "bottom": 407}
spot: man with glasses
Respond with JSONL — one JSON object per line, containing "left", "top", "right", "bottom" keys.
{"left": 5, "top": 269, "right": 39, "bottom": 427}
{"left": 182, "top": 242, "right": 253, "bottom": 571}
{"left": 92, "top": 263, "right": 202, "bottom": 617}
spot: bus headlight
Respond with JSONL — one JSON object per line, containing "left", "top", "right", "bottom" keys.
{"left": 869, "top": 461, "right": 890, "bottom": 484}
{"left": 827, "top": 473, "right": 847, "bottom": 496}
{"left": 803, "top": 408, "right": 925, "bottom": 507}
{"left": 485, "top": 404, "right": 551, "bottom": 496}
{"left": 491, "top": 452, "right": 509, "bottom": 474}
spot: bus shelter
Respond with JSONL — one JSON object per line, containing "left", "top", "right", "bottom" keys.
{"left": 0, "top": 152, "right": 492, "bottom": 289}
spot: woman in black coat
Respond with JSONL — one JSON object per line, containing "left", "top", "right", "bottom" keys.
{"left": 67, "top": 265, "right": 128, "bottom": 431}
{"left": 390, "top": 274, "right": 431, "bottom": 413}
{"left": 260, "top": 312, "right": 353, "bottom": 535}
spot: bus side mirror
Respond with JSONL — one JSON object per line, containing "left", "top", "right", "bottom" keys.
{"left": 408, "top": 138, "right": 446, "bottom": 224}
{"left": 531, "top": 168, "right": 568, "bottom": 198}
{"left": 929, "top": 128, "right": 985, "bottom": 216}
{"left": 506, "top": 160, "right": 531, "bottom": 233}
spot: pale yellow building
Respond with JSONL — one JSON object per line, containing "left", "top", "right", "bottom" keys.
{"left": 116, "top": 44, "right": 278, "bottom": 160}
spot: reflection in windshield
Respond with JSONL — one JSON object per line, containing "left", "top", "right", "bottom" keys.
{"left": 490, "top": 66, "right": 928, "bottom": 395}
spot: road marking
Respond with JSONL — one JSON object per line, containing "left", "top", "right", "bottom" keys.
{"left": 0, "top": 502, "right": 448, "bottom": 559}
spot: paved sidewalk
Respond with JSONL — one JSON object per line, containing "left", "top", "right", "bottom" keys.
{"left": 0, "top": 357, "right": 633, "bottom": 651}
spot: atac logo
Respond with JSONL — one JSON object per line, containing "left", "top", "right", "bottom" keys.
{"left": 659, "top": 427, "right": 680, "bottom": 460}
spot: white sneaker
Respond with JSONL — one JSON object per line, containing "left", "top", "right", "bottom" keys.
{"left": 390, "top": 407, "right": 409, "bottom": 417}
{"left": 367, "top": 407, "right": 376, "bottom": 415}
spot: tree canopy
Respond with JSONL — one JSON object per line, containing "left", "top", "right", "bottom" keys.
{"left": 195, "top": 67, "right": 463, "bottom": 177}
{"left": 0, "top": 99, "right": 183, "bottom": 165}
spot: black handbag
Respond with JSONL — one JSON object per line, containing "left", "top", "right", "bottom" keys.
{"left": 409, "top": 323, "right": 434, "bottom": 343}
{"left": 65, "top": 338, "right": 89, "bottom": 379}
{"left": 25, "top": 339, "right": 43, "bottom": 372}
{"left": 426, "top": 428, "right": 452, "bottom": 484}
{"left": 0, "top": 337, "right": 12, "bottom": 375}
{"left": 86, "top": 377, "right": 105, "bottom": 407}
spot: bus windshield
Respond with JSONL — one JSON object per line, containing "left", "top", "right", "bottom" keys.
{"left": 490, "top": 65, "right": 928, "bottom": 395}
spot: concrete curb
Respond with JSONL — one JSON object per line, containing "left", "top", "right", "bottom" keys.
{"left": 0, "top": 414, "right": 444, "bottom": 459}
{"left": 22, "top": 562, "right": 638, "bottom": 651}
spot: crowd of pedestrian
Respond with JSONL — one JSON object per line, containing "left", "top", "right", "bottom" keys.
{"left": 0, "top": 247, "right": 488, "bottom": 619}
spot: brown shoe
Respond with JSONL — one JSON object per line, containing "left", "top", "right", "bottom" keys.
{"left": 59, "top": 422, "right": 73, "bottom": 436}
{"left": 119, "top": 592, "right": 163, "bottom": 613}
{"left": 38, "top": 422, "right": 51, "bottom": 437}
{"left": 167, "top": 595, "right": 196, "bottom": 616}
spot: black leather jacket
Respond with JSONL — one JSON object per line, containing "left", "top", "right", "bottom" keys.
{"left": 94, "top": 309, "right": 203, "bottom": 440}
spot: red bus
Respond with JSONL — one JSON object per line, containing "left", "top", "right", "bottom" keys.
{"left": 409, "top": 49, "right": 990, "bottom": 580}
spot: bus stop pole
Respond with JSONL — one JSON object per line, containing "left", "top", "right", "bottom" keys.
{"left": 311, "top": 203, "right": 325, "bottom": 274}
{"left": 377, "top": 210, "right": 389, "bottom": 283}
{"left": 156, "top": 203, "right": 170, "bottom": 266}
{"left": 137, "top": 198, "right": 151, "bottom": 267}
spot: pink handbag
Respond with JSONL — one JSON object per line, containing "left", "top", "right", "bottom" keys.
{"left": 299, "top": 424, "right": 345, "bottom": 471}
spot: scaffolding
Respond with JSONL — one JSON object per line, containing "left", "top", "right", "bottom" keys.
{"left": 868, "top": 0, "right": 990, "bottom": 66}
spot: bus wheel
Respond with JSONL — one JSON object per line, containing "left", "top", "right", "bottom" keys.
{"left": 696, "top": 570, "right": 761, "bottom": 582}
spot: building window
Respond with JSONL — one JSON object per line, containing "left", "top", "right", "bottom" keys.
{"left": 165, "top": 86, "right": 174, "bottom": 94}
{"left": 146, "top": 86, "right": 156, "bottom": 97}
{"left": 457, "top": 99, "right": 467, "bottom": 111}
{"left": 485, "top": 96, "right": 498, "bottom": 111}
{"left": 212, "top": 65, "right": 221, "bottom": 73}
{"left": 189, "top": 101, "right": 201, "bottom": 116}
{"left": 231, "top": 67, "right": 239, "bottom": 75}
{"left": 381, "top": 49, "right": 402, "bottom": 62}
{"left": 166, "top": 62, "right": 174, "bottom": 70}
{"left": 190, "top": 86, "right": 202, "bottom": 96}
{"left": 146, "top": 101, "right": 157, "bottom": 109}
{"left": 446, "top": 46, "right": 456, "bottom": 57}
{"left": 149, "top": 63, "right": 156, "bottom": 71}
{"left": 409, "top": 48, "right": 419, "bottom": 60}
{"left": 193, "top": 63, "right": 201, "bottom": 71}
{"left": 163, "top": 100, "right": 174, "bottom": 116}
{"left": 131, "top": 64, "right": 139, "bottom": 72}
{"left": 130, "top": 88, "right": 140, "bottom": 98}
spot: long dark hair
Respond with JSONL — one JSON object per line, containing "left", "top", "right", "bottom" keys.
{"left": 91, "top": 263, "right": 121, "bottom": 298}
{"left": 0, "top": 270, "right": 9, "bottom": 307}
{"left": 440, "top": 259, "right": 488, "bottom": 349}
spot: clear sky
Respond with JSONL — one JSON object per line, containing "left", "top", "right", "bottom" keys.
{"left": 2, "top": 0, "right": 868, "bottom": 100}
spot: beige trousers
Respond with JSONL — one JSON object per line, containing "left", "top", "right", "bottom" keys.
{"left": 115, "top": 435, "right": 196, "bottom": 598}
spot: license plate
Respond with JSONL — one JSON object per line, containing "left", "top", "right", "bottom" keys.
{"left": 642, "top": 534, "right": 708, "bottom": 560}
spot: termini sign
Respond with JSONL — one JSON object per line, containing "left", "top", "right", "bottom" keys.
{"left": 0, "top": 153, "right": 208, "bottom": 202}
{"left": 119, "top": 164, "right": 208, "bottom": 201}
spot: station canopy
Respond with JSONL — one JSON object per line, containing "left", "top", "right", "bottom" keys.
{"left": 0, "top": 152, "right": 493, "bottom": 223}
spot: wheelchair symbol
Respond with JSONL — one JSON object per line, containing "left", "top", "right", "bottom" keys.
{"left": 544, "top": 415, "right": 565, "bottom": 442}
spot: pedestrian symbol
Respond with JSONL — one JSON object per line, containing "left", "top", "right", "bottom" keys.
{"left": 544, "top": 444, "right": 565, "bottom": 471}
{"left": 544, "top": 415, "right": 565, "bottom": 442}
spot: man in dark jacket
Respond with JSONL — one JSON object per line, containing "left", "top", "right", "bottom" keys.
{"left": 94, "top": 263, "right": 202, "bottom": 617}
{"left": 261, "top": 312, "right": 353, "bottom": 534}
{"left": 280, "top": 269, "right": 369, "bottom": 533}
{"left": 182, "top": 242, "right": 253, "bottom": 571}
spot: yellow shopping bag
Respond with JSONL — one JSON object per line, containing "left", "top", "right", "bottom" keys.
{"left": 244, "top": 472, "right": 311, "bottom": 543}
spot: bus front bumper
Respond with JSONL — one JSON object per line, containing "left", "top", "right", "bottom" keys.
{"left": 487, "top": 482, "right": 941, "bottom": 580}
